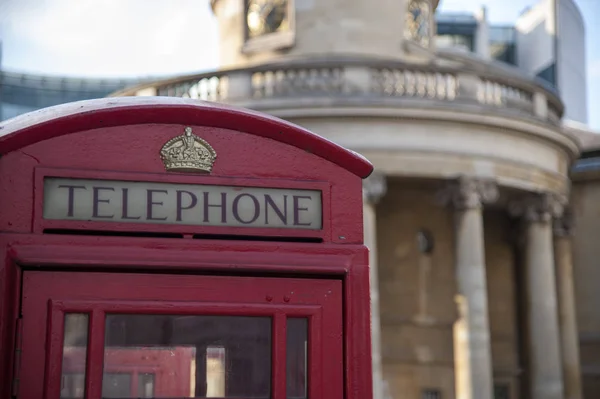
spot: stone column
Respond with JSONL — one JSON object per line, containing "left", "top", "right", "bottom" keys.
{"left": 510, "top": 193, "right": 566, "bottom": 399}
{"left": 363, "top": 173, "right": 387, "bottom": 399}
{"left": 438, "top": 177, "right": 497, "bottom": 399}
{"left": 554, "top": 209, "right": 583, "bottom": 399}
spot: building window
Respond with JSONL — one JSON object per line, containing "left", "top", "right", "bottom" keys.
{"left": 435, "top": 15, "right": 477, "bottom": 52}
{"left": 536, "top": 63, "right": 557, "bottom": 87}
{"left": 405, "top": 0, "right": 431, "bottom": 48}
{"left": 489, "top": 26, "right": 517, "bottom": 65}
{"left": 416, "top": 229, "right": 435, "bottom": 254}
{"left": 435, "top": 34, "right": 474, "bottom": 52}
{"left": 242, "top": 0, "right": 296, "bottom": 54}
{"left": 246, "top": 0, "right": 290, "bottom": 39}
{"left": 421, "top": 388, "right": 442, "bottom": 399}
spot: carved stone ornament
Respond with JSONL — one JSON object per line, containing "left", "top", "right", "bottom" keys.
{"left": 508, "top": 193, "right": 567, "bottom": 223}
{"left": 553, "top": 206, "right": 575, "bottom": 237}
{"left": 363, "top": 173, "right": 387, "bottom": 204}
{"left": 160, "top": 127, "right": 217, "bottom": 173}
{"left": 436, "top": 176, "right": 498, "bottom": 210}
{"left": 405, "top": 0, "right": 431, "bottom": 48}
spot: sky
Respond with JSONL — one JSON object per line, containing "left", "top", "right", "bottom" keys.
{"left": 0, "top": 0, "right": 598, "bottom": 127}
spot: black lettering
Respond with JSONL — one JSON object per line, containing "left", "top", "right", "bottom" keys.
{"left": 293, "top": 195, "right": 312, "bottom": 226}
{"left": 121, "top": 188, "right": 141, "bottom": 220}
{"left": 58, "top": 185, "right": 87, "bottom": 217}
{"left": 232, "top": 194, "right": 260, "bottom": 224}
{"left": 203, "top": 192, "right": 227, "bottom": 223}
{"left": 264, "top": 194, "right": 288, "bottom": 225}
{"left": 146, "top": 189, "right": 168, "bottom": 221}
{"left": 176, "top": 190, "right": 198, "bottom": 222}
{"left": 92, "top": 186, "right": 115, "bottom": 219}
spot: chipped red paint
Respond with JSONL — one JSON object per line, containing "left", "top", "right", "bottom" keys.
{"left": 0, "top": 98, "right": 373, "bottom": 399}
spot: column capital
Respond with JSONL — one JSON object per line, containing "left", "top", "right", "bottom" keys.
{"left": 553, "top": 207, "right": 575, "bottom": 237}
{"left": 436, "top": 176, "right": 498, "bottom": 210}
{"left": 363, "top": 173, "right": 387, "bottom": 204}
{"left": 509, "top": 193, "right": 567, "bottom": 223}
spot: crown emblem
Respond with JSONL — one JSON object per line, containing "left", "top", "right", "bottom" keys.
{"left": 160, "top": 127, "right": 217, "bottom": 173}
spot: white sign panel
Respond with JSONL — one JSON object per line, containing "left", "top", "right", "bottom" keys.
{"left": 43, "top": 178, "right": 322, "bottom": 230}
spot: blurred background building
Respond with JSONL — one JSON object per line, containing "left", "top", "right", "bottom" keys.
{"left": 2, "top": 0, "right": 600, "bottom": 398}
{"left": 437, "top": 0, "right": 587, "bottom": 123}
{"left": 0, "top": 43, "right": 148, "bottom": 120}
{"left": 0, "top": 0, "right": 589, "bottom": 126}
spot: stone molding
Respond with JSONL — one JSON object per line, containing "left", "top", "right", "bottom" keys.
{"left": 436, "top": 176, "right": 498, "bottom": 210}
{"left": 508, "top": 193, "right": 567, "bottom": 223}
{"left": 363, "top": 172, "right": 387, "bottom": 204}
{"left": 111, "top": 54, "right": 564, "bottom": 128}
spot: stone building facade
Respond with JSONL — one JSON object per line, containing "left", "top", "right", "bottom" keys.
{"left": 111, "top": 0, "right": 598, "bottom": 398}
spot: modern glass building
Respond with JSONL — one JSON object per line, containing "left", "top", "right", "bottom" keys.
{"left": 436, "top": 0, "right": 587, "bottom": 124}
{"left": 0, "top": 69, "right": 145, "bottom": 121}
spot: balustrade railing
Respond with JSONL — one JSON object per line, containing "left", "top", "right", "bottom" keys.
{"left": 371, "top": 68, "right": 458, "bottom": 100}
{"left": 110, "top": 55, "right": 563, "bottom": 125}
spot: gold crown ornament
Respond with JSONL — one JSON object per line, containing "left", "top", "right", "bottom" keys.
{"left": 160, "top": 127, "right": 217, "bottom": 173}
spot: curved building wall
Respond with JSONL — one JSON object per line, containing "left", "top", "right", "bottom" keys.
{"left": 212, "top": 0, "right": 419, "bottom": 69}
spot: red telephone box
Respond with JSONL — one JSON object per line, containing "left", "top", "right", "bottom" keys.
{"left": 0, "top": 97, "right": 373, "bottom": 399}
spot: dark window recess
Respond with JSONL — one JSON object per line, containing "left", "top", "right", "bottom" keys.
{"left": 422, "top": 389, "right": 442, "bottom": 399}
{"left": 435, "top": 20, "right": 477, "bottom": 52}
{"left": 416, "top": 229, "right": 435, "bottom": 254}
{"left": 536, "top": 63, "right": 557, "bottom": 87}
{"left": 491, "top": 43, "right": 517, "bottom": 65}
{"left": 490, "top": 26, "right": 517, "bottom": 65}
{"left": 436, "top": 21, "right": 477, "bottom": 36}
{"left": 494, "top": 383, "right": 511, "bottom": 399}
{"left": 436, "top": 33, "right": 475, "bottom": 51}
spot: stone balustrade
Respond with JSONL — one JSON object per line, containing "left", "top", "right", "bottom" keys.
{"left": 110, "top": 54, "right": 563, "bottom": 125}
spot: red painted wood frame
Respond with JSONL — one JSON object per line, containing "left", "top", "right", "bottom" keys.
{"left": 0, "top": 99, "right": 374, "bottom": 399}
{"left": 0, "top": 98, "right": 372, "bottom": 245}
{"left": 33, "top": 166, "right": 332, "bottom": 241}
{"left": 21, "top": 270, "right": 342, "bottom": 399}
{"left": 2, "top": 234, "right": 372, "bottom": 399}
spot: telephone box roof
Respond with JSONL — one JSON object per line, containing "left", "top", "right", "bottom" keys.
{"left": 0, "top": 97, "right": 373, "bottom": 178}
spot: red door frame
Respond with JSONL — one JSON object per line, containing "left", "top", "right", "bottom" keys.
{"left": 3, "top": 234, "right": 370, "bottom": 399}
{"left": 22, "top": 271, "right": 342, "bottom": 399}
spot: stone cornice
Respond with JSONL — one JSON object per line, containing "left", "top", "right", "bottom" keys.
{"left": 243, "top": 103, "right": 579, "bottom": 161}
{"left": 360, "top": 150, "right": 568, "bottom": 196}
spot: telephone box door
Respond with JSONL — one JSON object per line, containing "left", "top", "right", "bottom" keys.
{"left": 18, "top": 271, "right": 343, "bottom": 399}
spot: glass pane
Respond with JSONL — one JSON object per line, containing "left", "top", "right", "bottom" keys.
{"left": 287, "top": 318, "right": 308, "bottom": 399}
{"left": 60, "top": 313, "right": 89, "bottom": 399}
{"left": 103, "top": 314, "right": 271, "bottom": 398}
{"left": 138, "top": 373, "right": 155, "bottom": 398}
{"left": 206, "top": 346, "right": 226, "bottom": 397}
{"left": 103, "top": 373, "right": 132, "bottom": 398}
